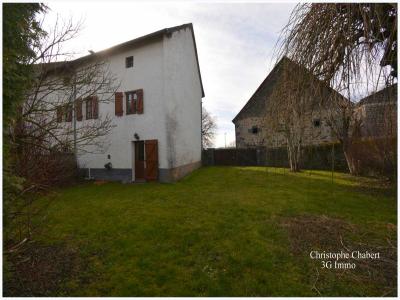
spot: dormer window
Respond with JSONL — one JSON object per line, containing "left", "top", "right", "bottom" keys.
{"left": 125, "top": 56, "right": 134, "bottom": 68}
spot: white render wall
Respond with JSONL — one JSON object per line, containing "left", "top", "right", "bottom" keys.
{"left": 77, "top": 26, "right": 203, "bottom": 178}
{"left": 163, "top": 27, "right": 203, "bottom": 168}
{"left": 77, "top": 38, "right": 168, "bottom": 174}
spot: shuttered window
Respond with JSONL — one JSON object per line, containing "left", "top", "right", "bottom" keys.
{"left": 86, "top": 96, "right": 98, "bottom": 119}
{"left": 115, "top": 92, "right": 123, "bottom": 116}
{"left": 126, "top": 91, "right": 137, "bottom": 115}
{"left": 56, "top": 99, "right": 83, "bottom": 122}
{"left": 125, "top": 89, "right": 144, "bottom": 115}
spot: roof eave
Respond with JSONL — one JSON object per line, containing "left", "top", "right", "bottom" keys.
{"left": 39, "top": 23, "right": 205, "bottom": 98}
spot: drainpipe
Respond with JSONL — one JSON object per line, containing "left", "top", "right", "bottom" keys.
{"left": 72, "top": 76, "right": 77, "bottom": 162}
{"left": 200, "top": 100, "right": 203, "bottom": 151}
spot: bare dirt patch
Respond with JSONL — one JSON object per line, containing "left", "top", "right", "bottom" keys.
{"left": 94, "top": 180, "right": 109, "bottom": 185}
{"left": 3, "top": 240, "right": 87, "bottom": 296}
{"left": 281, "top": 215, "right": 397, "bottom": 296}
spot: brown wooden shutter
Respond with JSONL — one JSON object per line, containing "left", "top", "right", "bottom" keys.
{"left": 93, "top": 96, "right": 98, "bottom": 119}
{"left": 144, "top": 139, "right": 158, "bottom": 181}
{"left": 115, "top": 92, "right": 123, "bottom": 116}
{"left": 76, "top": 98, "right": 83, "bottom": 121}
{"left": 137, "top": 89, "right": 143, "bottom": 114}
{"left": 66, "top": 104, "right": 72, "bottom": 122}
{"left": 56, "top": 106, "right": 63, "bottom": 123}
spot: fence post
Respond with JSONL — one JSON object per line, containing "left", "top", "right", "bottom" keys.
{"left": 331, "top": 143, "right": 335, "bottom": 183}
{"left": 210, "top": 148, "right": 215, "bottom": 165}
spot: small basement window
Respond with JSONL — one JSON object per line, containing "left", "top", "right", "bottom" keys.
{"left": 313, "top": 119, "right": 321, "bottom": 127}
{"left": 125, "top": 56, "right": 134, "bottom": 68}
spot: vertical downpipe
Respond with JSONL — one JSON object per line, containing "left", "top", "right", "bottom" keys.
{"left": 200, "top": 100, "right": 203, "bottom": 165}
{"left": 72, "top": 76, "right": 77, "bottom": 165}
{"left": 201, "top": 100, "right": 203, "bottom": 150}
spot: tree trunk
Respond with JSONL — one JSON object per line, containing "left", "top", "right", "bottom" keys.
{"left": 342, "top": 142, "right": 360, "bottom": 175}
{"left": 287, "top": 140, "right": 301, "bottom": 172}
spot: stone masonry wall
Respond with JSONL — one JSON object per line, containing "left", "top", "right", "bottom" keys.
{"left": 235, "top": 109, "right": 336, "bottom": 149}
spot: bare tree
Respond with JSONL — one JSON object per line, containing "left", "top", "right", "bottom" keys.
{"left": 6, "top": 16, "right": 120, "bottom": 242}
{"left": 277, "top": 3, "right": 396, "bottom": 84}
{"left": 202, "top": 107, "right": 217, "bottom": 149}
{"left": 266, "top": 59, "right": 326, "bottom": 172}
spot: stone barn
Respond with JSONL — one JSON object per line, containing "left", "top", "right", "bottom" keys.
{"left": 232, "top": 57, "right": 342, "bottom": 149}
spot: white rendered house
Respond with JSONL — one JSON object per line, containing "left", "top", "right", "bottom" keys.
{"left": 48, "top": 24, "right": 204, "bottom": 182}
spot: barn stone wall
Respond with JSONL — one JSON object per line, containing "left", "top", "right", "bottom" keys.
{"left": 235, "top": 109, "right": 336, "bottom": 149}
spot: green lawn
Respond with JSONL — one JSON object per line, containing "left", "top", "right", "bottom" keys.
{"left": 5, "top": 167, "right": 397, "bottom": 296}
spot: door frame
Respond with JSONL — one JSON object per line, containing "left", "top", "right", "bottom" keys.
{"left": 131, "top": 139, "right": 159, "bottom": 182}
{"left": 132, "top": 140, "right": 145, "bottom": 182}
{"left": 132, "top": 141, "right": 146, "bottom": 182}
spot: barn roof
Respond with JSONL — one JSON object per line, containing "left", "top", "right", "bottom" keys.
{"left": 358, "top": 84, "right": 397, "bottom": 106}
{"left": 232, "top": 57, "right": 289, "bottom": 123}
{"left": 232, "top": 56, "right": 346, "bottom": 123}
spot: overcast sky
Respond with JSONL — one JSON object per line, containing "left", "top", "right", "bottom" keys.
{"left": 44, "top": 2, "right": 296, "bottom": 147}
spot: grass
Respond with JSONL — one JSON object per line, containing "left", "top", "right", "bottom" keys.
{"left": 5, "top": 166, "right": 397, "bottom": 296}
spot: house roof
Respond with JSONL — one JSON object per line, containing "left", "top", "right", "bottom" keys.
{"left": 358, "top": 83, "right": 397, "bottom": 106}
{"left": 232, "top": 56, "right": 347, "bottom": 123}
{"left": 40, "top": 23, "right": 205, "bottom": 97}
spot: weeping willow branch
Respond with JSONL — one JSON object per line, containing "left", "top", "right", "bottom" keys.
{"left": 274, "top": 3, "right": 397, "bottom": 174}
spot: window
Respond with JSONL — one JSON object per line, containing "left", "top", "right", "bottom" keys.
{"left": 56, "top": 100, "right": 84, "bottom": 123}
{"left": 62, "top": 144, "right": 72, "bottom": 153}
{"left": 125, "top": 56, "right": 134, "bottom": 68}
{"left": 126, "top": 91, "right": 138, "bottom": 114}
{"left": 313, "top": 119, "right": 321, "bottom": 127}
{"left": 251, "top": 126, "right": 259, "bottom": 134}
{"left": 86, "top": 96, "right": 98, "bottom": 119}
{"left": 125, "top": 89, "right": 143, "bottom": 114}
{"left": 86, "top": 98, "right": 93, "bottom": 119}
